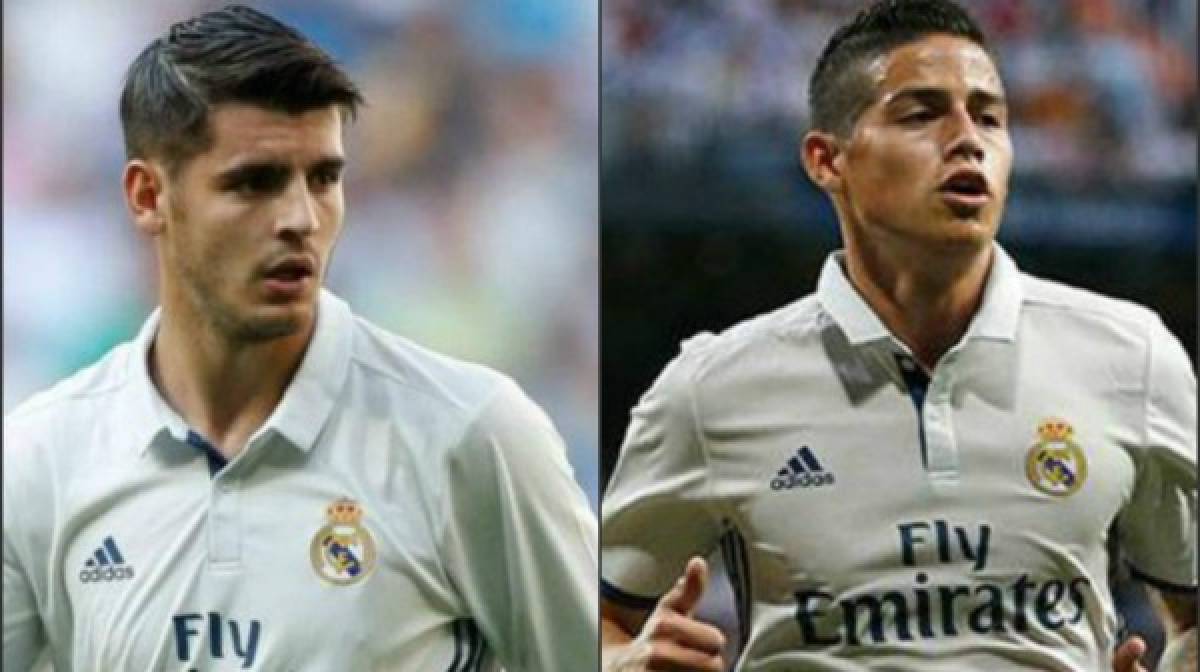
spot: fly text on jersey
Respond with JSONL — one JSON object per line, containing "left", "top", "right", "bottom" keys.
{"left": 793, "top": 518, "right": 1091, "bottom": 646}
{"left": 173, "top": 612, "right": 261, "bottom": 669}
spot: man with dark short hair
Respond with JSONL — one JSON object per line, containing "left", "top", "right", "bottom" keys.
{"left": 3, "top": 6, "right": 596, "bottom": 670}
{"left": 600, "top": 1, "right": 1196, "bottom": 670}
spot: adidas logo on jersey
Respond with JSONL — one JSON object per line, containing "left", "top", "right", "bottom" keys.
{"left": 771, "top": 446, "right": 835, "bottom": 490}
{"left": 79, "top": 536, "right": 135, "bottom": 583}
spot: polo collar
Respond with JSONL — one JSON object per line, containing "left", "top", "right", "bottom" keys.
{"left": 127, "top": 308, "right": 187, "bottom": 455}
{"left": 267, "top": 289, "right": 353, "bottom": 451}
{"left": 130, "top": 289, "right": 353, "bottom": 456}
{"left": 815, "top": 242, "right": 1022, "bottom": 347}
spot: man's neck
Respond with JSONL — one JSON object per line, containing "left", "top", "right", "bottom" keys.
{"left": 150, "top": 304, "right": 313, "bottom": 460}
{"left": 843, "top": 236, "right": 993, "bottom": 371}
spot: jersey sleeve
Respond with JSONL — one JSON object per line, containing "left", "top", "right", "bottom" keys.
{"left": 1117, "top": 318, "right": 1198, "bottom": 591}
{"left": 439, "top": 379, "right": 598, "bottom": 672}
{"left": 601, "top": 341, "right": 725, "bottom": 608}
{"left": 3, "top": 422, "right": 48, "bottom": 670}
{"left": 3, "top": 531, "right": 43, "bottom": 671}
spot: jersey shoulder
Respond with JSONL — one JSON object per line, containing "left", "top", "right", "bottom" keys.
{"left": 1020, "top": 272, "right": 1159, "bottom": 328}
{"left": 659, "top": 295, "right": 825, "bottom": 405}
{"left": 4, "top": 340, "right": 136, "bottom": 518}
{"left": 345, "top": 315, "right": 531, "bottom": 447}
{"left": 350, "top": 316, "right": 512, "bottom": 409}
{"left": 1018, "top": 271, "right": 1170, "bottom": 353}
{"left": 638, "top": 295, "right": 824, "bottom": 428}
{"left": 5, "top": 341, "right": 135, "bottom": 438}
{"left": 671, "top": 295, "right": 823, "bottom": 381}
{"left": 345, "top": 317, "right": 568, "bottom": 533}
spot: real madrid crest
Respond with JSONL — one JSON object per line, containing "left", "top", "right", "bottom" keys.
{"left": 1024, "top": 418, "right": 1087, "bottom": 497}
{"left": 310, "top": 497, "right": 377, "bottom": 585}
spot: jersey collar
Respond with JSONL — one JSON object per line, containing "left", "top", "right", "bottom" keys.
{"left": 129, "top": 289, "right": 353, "bottom": 456}
{"left": 815, "top": 242, "right": 1022, "bottom": 347}
{"left": 267, "top": 289, "right": 353, "bottom": 452}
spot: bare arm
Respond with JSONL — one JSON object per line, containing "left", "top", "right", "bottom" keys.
{"left": 1150, "top": 589, "right": 1196, "bottom": 672}
{"left": 602, "top": 601, "right": 648, "bottom": 667}
{"left": 602, "top": 558, "right": 726, "bottom": 672}
{"left": 1152, "top": 590, "right": 1197, "bottom": 632}
{"left": 602, "top": 599, "right": 648, "bottom": 647}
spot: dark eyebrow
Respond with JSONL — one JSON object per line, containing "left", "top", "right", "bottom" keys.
{"left": 886, "top": 87, "right": 1007, "bottom": 109}
{"left": 214, "top": 160, "right": 290, "bottom": 188}
{"left": 309, "top": 157, "right": 346, "bottom": 175}
{"left": 214, "top": 155, "right": 346, "bottom": 187}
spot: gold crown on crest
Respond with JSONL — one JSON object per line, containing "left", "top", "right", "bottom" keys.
{"left": 326, "top": 498, "right": 364, "bottom": 525}
{"left": 1037, "top": 418, "right": 1074, "bottom": 442}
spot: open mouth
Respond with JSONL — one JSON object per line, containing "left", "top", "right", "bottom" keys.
{"left": 940, "top": 171, "right": 988, "bottom": 195}
{"left": 266, "top": 264, "right": 311, "bottom": 281}
{"left": 939, "top": 170, "right": 990, "bottom": 212}
{"left": 262, "top": 257, "right": 315, "bottom": 295}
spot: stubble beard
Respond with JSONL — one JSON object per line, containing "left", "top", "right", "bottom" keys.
{"left": 179, "top": 259, "right": 305, "bottom": 345}
{"left": 167, "top": 196, "right": 308, "bottom": 345}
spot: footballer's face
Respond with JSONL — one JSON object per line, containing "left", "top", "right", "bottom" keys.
{"left": 159, "top": 103, "right": 346, "bottom": 342}
{"left": 830, "top": 35, "right": 1011, "bottom": 250}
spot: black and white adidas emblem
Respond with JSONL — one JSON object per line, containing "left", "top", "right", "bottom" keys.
{"left": 79, "top": 536, "right": 135, "bottom": 583}
{"left": 771, "top": 446, "right": 835, "bottom": 490}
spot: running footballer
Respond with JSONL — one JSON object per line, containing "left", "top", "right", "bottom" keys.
{"left": 2, "top": 7, "right": 597, "bottom": 670}
{"left": 600, "top": 1, "right": 1197, "bottom": 671}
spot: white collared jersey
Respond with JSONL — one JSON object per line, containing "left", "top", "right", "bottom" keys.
{"left": 3, "top": 290, "right": 598, "bottom": 672}
{"left": 602, "top": 246, "right": 1197, "bottom": 671}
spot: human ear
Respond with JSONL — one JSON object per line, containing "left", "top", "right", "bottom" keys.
{"left": 800, "top": 131, "right": 845, "bottom": 194}
{"left": 123, "top": 159, "right": 168, "bottom": 236}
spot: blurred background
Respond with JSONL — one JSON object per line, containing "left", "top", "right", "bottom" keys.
{"left": 3, "top": 0, "right": 599, "bottom": 508}
{"left": 602, "top": 0, "right": 1195, "bottom": 668}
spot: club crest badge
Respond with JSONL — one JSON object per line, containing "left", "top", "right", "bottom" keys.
{"left": 310, "top": 497, "right": 377, "bottom": 585}
{"left": 1025, "top": 418, "right": 1087, "bottom": 497}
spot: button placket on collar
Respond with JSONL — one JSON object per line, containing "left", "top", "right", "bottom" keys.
{"left": 208, "top": 478, "right": 242, "bottom": 566}
{"left": 923, "top": 356, "right": 960, "bottom": 481}
{"left": 186, "top": 431, "right": 244, "bottom": 567}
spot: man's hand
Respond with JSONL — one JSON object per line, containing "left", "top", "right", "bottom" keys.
{"left": 1117, "top": 630, "right": 1200, "bottom": 672}
{"left": 603, "top": 557, "right": 727, "bottom": 671}
{"left": 1118, "top": 588, "right": 1199, "bottom": 672}
{"left": 1112, "top": 635, "right": 1147, "bottom": 672}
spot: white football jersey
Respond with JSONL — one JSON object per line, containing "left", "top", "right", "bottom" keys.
{"left": 4, "top": 290, "right": 597, "bottom": 671}
{"left": 602, "top": 245, "right": 1196, "bottom": 671}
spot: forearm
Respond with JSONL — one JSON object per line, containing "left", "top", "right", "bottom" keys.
{"left": 601, "top": 604, "right": 645, "bottom": 670}
{"left": 603, "top": 619, "right": 633, "bottom": 662}
{"left": 603, "top": 616, "right": 634, "bottom": 646}
{"left": 1151, "top": 590, "right": 1197, "bottom": 672}
{"left": 1152, "top": 591, "right": 1196, "bottom": 632}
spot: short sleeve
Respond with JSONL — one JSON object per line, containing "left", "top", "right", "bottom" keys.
{"left": 439, "top": 379, "right": 598, "bottom": 672}
{"left": 1117, "top": 318, "right": 1198, "bottom": 590}
{"left": 601, "top": 342, "right": 725, "bottom": 608}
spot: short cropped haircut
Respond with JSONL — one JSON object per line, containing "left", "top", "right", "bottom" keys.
{"left": 120, "top": 4, "right": 364, "bottom": 173}
{"left": 808, "top": 0, "right": 988, "bottom": 137}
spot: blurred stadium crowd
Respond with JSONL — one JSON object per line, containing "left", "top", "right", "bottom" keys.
{"left": 603, "top": 0, "right": 1196, "bottom": 184}
{"left": 3, "top": 0, "right": 599, "bottom": 507}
